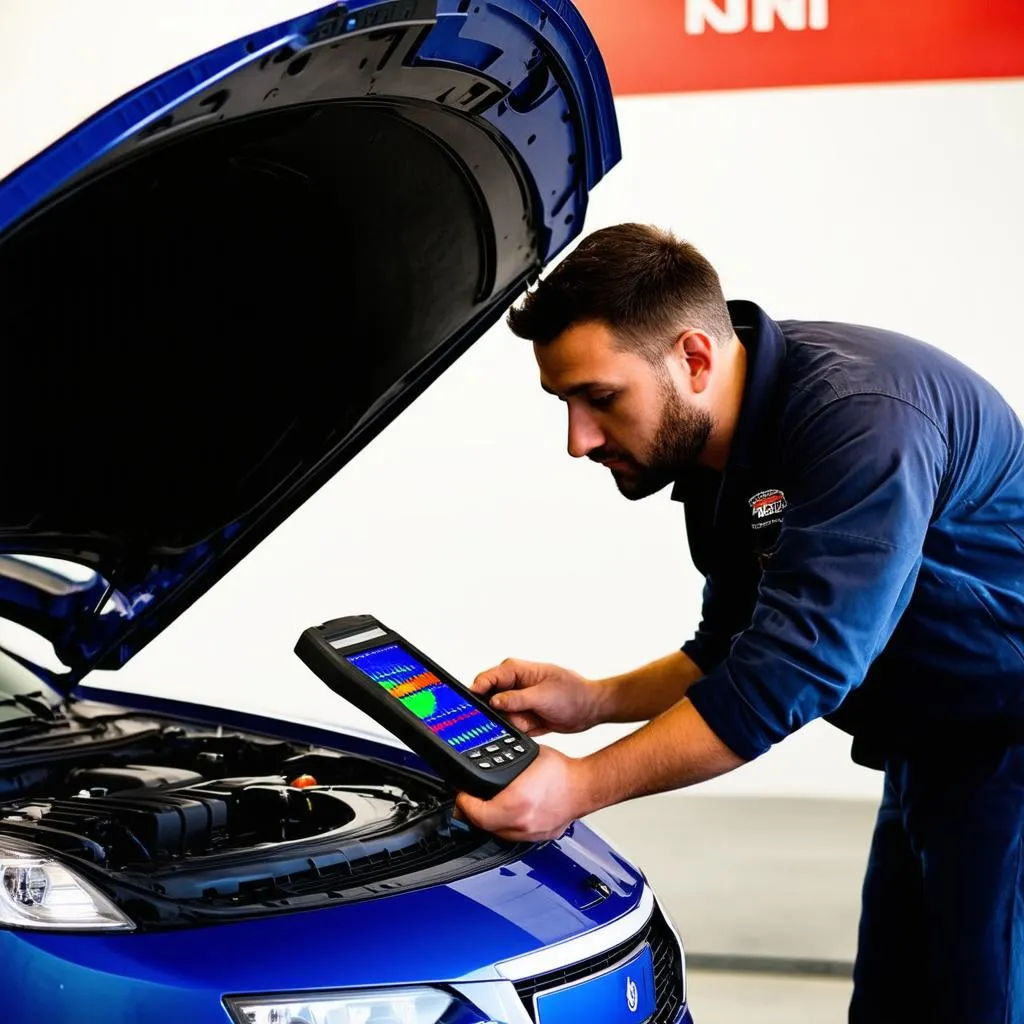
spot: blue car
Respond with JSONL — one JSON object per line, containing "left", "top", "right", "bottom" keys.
{"left": 0, "top": 2, "right": 691, "bottom": 1022}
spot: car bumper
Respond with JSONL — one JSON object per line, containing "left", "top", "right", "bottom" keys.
{"left": 3, "top": 823, "right": 688, "bottom": 1022}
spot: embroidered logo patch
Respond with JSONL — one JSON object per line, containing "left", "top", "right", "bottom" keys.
{"left": 749, "top": 488, "right": 787, "bottom": 529}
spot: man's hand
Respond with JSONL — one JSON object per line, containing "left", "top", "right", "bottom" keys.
{"left": 457, "top": 700, "right": 746, "bottom": 842}
{"left": 455, "top": 745, "right": 588, "bottom": 842}
{"left": 471, "top": 659, "right": 604, "bottom": 737}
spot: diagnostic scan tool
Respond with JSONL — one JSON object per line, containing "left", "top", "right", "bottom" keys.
{"left": 295, "top": 615, "right": 539, "bottom": 798}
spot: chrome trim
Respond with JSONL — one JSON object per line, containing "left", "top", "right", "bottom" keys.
{"left": 493, "top": 885, "right": 656, "bottom": 982}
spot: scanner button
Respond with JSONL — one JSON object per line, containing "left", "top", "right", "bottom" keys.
{"left": 486, "top": 744, "right": 500, "bottom": 752}
{"left": 479, "top": 762, "right": 492, "bottom": 769}
{"left": 513, "top": 745, "right": 525, "bottom": 753}
{"left": 469, "top": 750, "right": 482, "bottom": 759}
{"left": 492, "top": 755, "right": 506, "bottom": 764}
{"left": 503, "top": 737, "right": 515, "bottom": 744}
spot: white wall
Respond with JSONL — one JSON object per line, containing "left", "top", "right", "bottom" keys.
{"left": 80, "top": 77, "right": 1024, "bottom": 801}
{"left": 0, "top": 0, "right": 326, "bottom": 182}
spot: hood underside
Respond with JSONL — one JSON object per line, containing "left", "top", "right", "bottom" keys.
{"left": 0, "top": 1, "right": 619, "bottom": 689}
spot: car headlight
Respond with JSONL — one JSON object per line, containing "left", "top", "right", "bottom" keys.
{"left": 225, "top": 986, "right": 501, "bottom": 1024}
{"left": 0, "top": 844, "right": 133, "bottom": 931}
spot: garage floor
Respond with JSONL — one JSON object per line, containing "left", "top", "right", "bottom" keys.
{"left": 684, "top": 970, "right": 851, "bottom": 1022}
{"left": 588, "top": 794, "right": 879, "bottom": 1022}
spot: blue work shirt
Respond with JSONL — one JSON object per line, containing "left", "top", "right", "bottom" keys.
{"left": 677, "top": 300, "right": 1024, "bottom": 768}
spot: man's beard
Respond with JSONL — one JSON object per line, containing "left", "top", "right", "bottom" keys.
{"left": 591, "top": 381, "right": 712, "bottom": 500}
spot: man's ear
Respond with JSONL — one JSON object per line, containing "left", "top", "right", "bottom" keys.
{"left": 671, "top": 329, "right": 715, "bottom": 394}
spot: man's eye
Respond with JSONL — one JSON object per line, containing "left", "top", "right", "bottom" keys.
{"left": 589, "top": 393, "right": 616, "bottom": 408}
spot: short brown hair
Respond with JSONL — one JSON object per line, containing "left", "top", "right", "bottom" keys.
{"left": 507, "top": 223, "right": 733, "bottom": 360}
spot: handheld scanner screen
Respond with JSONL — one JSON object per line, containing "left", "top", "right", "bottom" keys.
{"left": 345, "top": 642, "right": 510, "bottom": 754}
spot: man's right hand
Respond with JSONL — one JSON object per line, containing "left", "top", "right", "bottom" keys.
{"left": 471, "top": 659, "right": 605, "bottom": 737}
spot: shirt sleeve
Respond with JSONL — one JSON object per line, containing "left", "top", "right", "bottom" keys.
{"left": 682, "top": 567, "right": 757, "bottom": 674}
{"left": 685, "top": 393, "right": 948, "bottom": 761}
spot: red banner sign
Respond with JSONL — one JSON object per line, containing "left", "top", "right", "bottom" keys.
{"left": 573, "top": 0, "right": 1024, "bottom": 95}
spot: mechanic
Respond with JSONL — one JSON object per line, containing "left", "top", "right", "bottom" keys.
{"left": 454, "top": 223, "right": 1024, "bottom": 1023}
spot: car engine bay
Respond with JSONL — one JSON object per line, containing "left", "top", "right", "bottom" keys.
{"left": 0, "top": 709, "right": 519, "bottom": 926}
{"left": 1, "top": 754, "right": 419, "bottom": 870}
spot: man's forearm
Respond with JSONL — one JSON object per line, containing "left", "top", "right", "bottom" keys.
{"left": 575, "top": 698, "right": 745, "bottom": 814}
{"left": 592, "top": 650, "right": 706, "bottom": 724}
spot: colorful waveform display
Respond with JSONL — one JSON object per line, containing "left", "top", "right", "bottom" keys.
{"left": 346, "top": 643, "right": 508, "bottom": 754}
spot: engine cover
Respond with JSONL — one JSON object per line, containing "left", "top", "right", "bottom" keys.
{"left": 0, "top": 775, "right": 405, "bottom": 869}
{"left": 66, "top": 764, "right": 205, "bottom": 794}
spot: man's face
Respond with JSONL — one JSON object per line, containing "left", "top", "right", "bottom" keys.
{"left": 534, "top": 321, "right": 713, "bottom": 500}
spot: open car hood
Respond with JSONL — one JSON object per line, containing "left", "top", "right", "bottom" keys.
{"left": 0, "top": 0, "right": 619, "bottom": 693}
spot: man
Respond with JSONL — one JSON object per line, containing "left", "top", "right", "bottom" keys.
{"left": 454, "top": 223, "right": 1024, "bottom": 1023}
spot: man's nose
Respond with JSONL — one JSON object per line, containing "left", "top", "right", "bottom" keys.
{"left": 567, "top": 406, "right": 604, "bottom": 459}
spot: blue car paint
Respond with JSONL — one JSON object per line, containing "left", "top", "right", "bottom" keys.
{"left": 0, "top": 0, "right": 621, "bottom": 684}
{"left": 1, "top": 826, "right": 644, "bottom": 1020}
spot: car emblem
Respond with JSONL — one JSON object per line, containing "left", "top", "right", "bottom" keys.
{"left": 748, "top": 487, "right": 787, "bottom": 529}
{"left": 626, "top": 975, "right": 638, "bottom": 1013}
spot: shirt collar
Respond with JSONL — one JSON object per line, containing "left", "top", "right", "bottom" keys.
{"left": 670, "top": 299, "right": 788, "bottom": 503}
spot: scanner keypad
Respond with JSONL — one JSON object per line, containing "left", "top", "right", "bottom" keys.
{"left": 467, "top": 736, "right": 527, "bottom": 768}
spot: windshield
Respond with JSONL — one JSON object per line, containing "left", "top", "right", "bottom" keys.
{"left": 0, "top": 555, "right": 89, "bottom": 718}
{"left": 0, "top": 646, "right": 59, "bottom": 724}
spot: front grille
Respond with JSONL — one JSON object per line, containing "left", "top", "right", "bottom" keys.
{"left": 513, "top": 903, "right": 685, "bottom": 1023}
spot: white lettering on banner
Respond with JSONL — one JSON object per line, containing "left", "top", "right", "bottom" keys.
{"left": 808, "top": 0, "right": 828, "bottom": 29}
{"left": 685, "top": 0, "right": 829, "bottom": 34}
{"left": 685, "top": 0, "right": 747, "bottom": 34}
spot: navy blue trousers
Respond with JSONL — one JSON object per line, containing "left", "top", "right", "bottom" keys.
{"left": 850, "top": 747, "right": 1024, "bottom": 1023}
